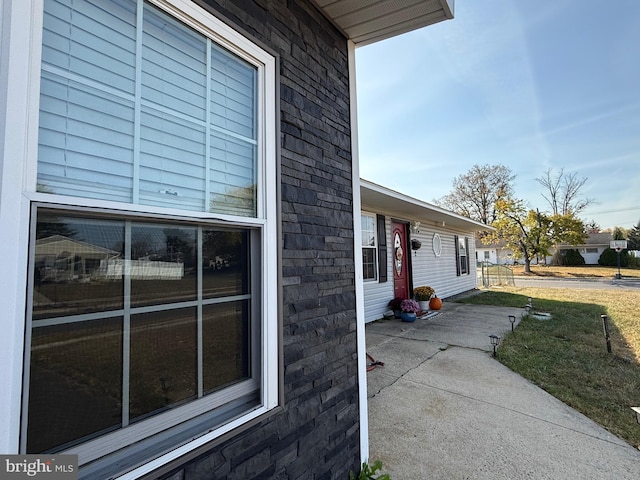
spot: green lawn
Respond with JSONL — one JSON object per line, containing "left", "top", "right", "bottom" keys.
{"left": 458, "top": 286, "right": 640, "bottom": 449}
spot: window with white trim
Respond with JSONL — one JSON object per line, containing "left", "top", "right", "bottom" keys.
{"left": 22, "top": 0, "right": 277, "bottom": 476}
{"left": 454, "top": 235, "right": 469, "bottom": 276}
{"left": 361, "top": 213, "right": 377, "bottom": 281}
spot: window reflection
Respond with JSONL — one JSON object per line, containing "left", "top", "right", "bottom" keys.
{"left": 202, "top": 301, "right": 249, "bottom": 394}
{"left": 130, "top": 308, "right": 198, "bottom": 421}
{"left": 28, "top": 211, "right": 254, "bottom": 453}
{"left": 130, "top": 224, "right": 197, "bottom": 307}
{"left": 27, "top": 318, "right": 123, "bottom": 453}
{"left": 33, "top": 213, "right": 125, "bottom": 319}
{"left": 202, "top": 229, "right": 248, "bottom": 298}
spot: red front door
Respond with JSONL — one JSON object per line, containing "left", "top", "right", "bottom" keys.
{"left": 392, "top": 221, "right": 409, "bottom": 299}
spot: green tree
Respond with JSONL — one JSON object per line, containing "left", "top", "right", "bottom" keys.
{"left": 628, "top": 219, "right": 640, "bottom": 250}
{"left": 487, "top": 198, "right": 587, "bottom": 273}
{"left": 613, "top": 226, "right": 629, "bottom": 241}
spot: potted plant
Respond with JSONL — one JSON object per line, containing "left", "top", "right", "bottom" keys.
{"left": 400, "top": 299, "right": 420, "bottom": 322}
{"left": 413, "top": 286, "right": 435, "bottom": 311}
{"left": 388, "top": 297, "right": 405, "bottom": 318}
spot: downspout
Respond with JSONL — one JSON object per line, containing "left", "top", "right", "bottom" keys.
{"left": 348, "top": 39, "right": 369, "bottom": 464}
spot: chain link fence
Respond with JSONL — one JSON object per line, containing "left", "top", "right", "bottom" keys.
{"left": 477, "top": 261, "right": 515, "bottom": 287}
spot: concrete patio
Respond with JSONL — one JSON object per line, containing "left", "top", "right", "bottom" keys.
{"left": 365, "top": 301, "right": 640, "bottom": 479}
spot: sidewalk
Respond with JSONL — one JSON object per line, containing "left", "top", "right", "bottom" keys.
{"left": 365, "top": 302, "right": 640, "bottom": 479}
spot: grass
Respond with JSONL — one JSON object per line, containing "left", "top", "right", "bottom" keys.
{"left": 510, "top": 264, "right": 640, "bottom": 278}
{"left": 458, "top": 285, "right": 640, "bottom": 449}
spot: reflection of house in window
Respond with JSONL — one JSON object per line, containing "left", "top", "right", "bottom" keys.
{"left": 35, "top": 235, "right": 185, "bottom": 281}
{"left": 104, "top": 259, "right": 184, "bottom": 280}
{"left": 35, "top": 235, "right": 121, "bottom": 283}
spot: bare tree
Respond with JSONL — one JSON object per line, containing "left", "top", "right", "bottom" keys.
{"left": 536, "top": 168, "right": 595, "bottom": 216}
{"left": 435, "top": 164, "right": 515, "bottom": 225}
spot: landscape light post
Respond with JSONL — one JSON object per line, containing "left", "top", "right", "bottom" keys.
{"left": 489, "top": 334, "right": 501, "bottom": 358}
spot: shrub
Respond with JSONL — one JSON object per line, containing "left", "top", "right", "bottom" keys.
{"left": 563, "top": 248, "right": 585, "bottom": 266}
{"left": 350, "top": 460, "right": 391, "bottom": 480}
{"left": 598, "top": 248, "right": 629, "bottom": 267}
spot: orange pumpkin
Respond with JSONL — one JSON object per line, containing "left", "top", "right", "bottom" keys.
{"left": 429, "top": 296, "right": 442, "bottom": 310}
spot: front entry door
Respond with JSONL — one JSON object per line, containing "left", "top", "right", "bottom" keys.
{"left": 392, "top": 221, "right": 409, "bottom": 299}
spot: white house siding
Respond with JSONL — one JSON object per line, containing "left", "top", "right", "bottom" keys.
{"left": 363, "top": 214, "right": 478, "bottom": 323}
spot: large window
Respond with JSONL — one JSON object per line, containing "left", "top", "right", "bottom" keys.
{"left": 22, "top": 0, "right": 277, "bottom": 476}
{"left": 361, "top": 213, "right": 377, "bottom": 281}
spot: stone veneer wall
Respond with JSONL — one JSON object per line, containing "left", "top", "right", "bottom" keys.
{"left": 163, "top": 0, "right": 359, "bottom": 478}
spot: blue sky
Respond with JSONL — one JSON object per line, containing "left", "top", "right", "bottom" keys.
{"left": 355, "top": 0, "right": 640, "bottom": 230}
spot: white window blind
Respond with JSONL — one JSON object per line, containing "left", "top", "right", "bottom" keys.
{"left": 38, "top": 0, "right": 258, "bottom": 217}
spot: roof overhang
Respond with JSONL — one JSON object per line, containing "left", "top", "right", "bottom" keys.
{"left": 361, "top": 179, "right": 493, "bottom": 233}
{"left": 312, "top": 0, "right": 454, "bottom": 46}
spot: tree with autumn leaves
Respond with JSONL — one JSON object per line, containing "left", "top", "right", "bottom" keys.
{"left": 437, "top": 165, "right": 595, "bottom": 272}
{"left": 484, "top": 198, "right": 587, "bottom": 273}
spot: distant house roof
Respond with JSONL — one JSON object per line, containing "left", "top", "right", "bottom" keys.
{"left": 583, "top": 232, "right": 613, "bottom": 245}
{"left": 557, "top": 232, "right": 612, "bottom": 247}
{"left": 36, "top": 235, "right": 120, "bottom": 259}
{"left": 313, "top": 0, "right": 454, "bottom": 46}
{"left": 360, "top": 178, "right": 492, "bottom": 232}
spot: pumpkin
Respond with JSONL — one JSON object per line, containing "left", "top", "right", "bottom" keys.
{"left": 429, "top": 295, "right": 442, "bottom": 310}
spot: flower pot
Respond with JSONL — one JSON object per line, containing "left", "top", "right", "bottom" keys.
{"left": 418, "top": 300, "right": 430, "bottom": 311}
{"left": 429, "top": 296, "right": 442, "bottom": 311}
{"left": 400, "top": 311, "right": 417, "bottom": 322}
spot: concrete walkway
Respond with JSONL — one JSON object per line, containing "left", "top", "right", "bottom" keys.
{"left": 366, "top": 302, "right": 640, "bottom": 479}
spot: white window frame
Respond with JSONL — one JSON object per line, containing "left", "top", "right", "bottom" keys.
{"left": 5, "top": 0, "right": 279, "bottom": 477}
{"left": 361, "top": 212, "right": 378, "bottom": 282}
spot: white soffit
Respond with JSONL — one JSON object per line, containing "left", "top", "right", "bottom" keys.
{"left": 313, "top": 0, "right": 454, "bottom": 46}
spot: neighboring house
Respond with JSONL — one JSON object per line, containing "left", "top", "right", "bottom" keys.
{"left": 361, "top": 180, "right": 490, "bottom": 323}
{"left": 0, "top": 1, "right": 454, "bottom": 479}
{"left": 476, "top": 233, "right": 614, "bottom": 266}
{"left": 475, "top": 238, "right": 513, "bottom": 265}
{"left": 555, "top": 233, "right": 612, "bottom": 265}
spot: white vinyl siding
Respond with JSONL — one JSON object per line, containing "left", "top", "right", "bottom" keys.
{"left": 362, "top": 214, "right": 477, "bottom": 323}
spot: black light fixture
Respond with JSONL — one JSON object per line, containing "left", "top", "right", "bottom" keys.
{"left": 632, "top": 407, "right": 640, "bottom": 425}
{"left": 509, "top": 315, "right": 516, "bottom": 332}
{"left": 489, "top": 334, "right": 501, "bottom": 357}
{"left": 411, "top": 239, "right": 422, "bottom": 251}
